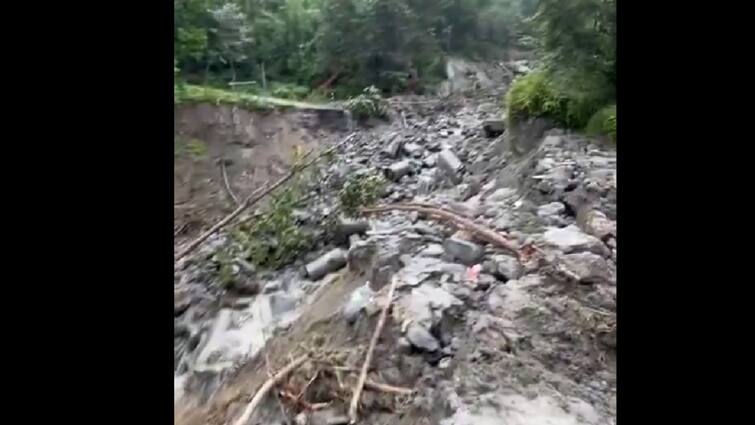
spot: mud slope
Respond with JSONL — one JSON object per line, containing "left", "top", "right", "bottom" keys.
{"left": 174, "top": 66, "right": 616, "bottom": 425}
{"left": 174, "top": 102, "right": 349, "bottom": 240}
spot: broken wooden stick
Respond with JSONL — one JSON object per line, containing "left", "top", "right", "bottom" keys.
{"left": 360, "top": 202, "right": 520, "bottom": 258}
{"left": 220, "top": 160, "right": 240, "bottom": 206}
{"left": 175, "top": 134, "right": 354, "bottom": 262}
{"left": 231, "top": 353, "right": 311, "bottom": 425}
{"left": 348, "top": 275, "right": 399, "bottom": 424}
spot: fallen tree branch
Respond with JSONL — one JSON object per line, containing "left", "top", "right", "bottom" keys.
{"left": 348, "top": 275, "right": 399, "bottom": 424}
{"left": 360, "top": 203, "right": 520, "bottom": 258}
{"left": 364, "top": 380, "right": 415, "bottom": 395}
{"left": 220, "top": 160, "right": 240, "bottom": 206}
{"left": 232, "top": 353, "right": 311, "bottom": 425}
{"left": 175, "top": 134, "right": 354, "bottom": 262}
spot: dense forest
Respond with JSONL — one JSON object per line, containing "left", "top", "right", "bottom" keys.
{"left": 175, "top": 0, "right": 615, "bottom": 139}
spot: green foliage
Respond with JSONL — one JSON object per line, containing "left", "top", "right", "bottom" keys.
{"left": 338, "top": 171, "right": 386, "bottom": 216}
{"left": 344, "top": 86, "right": 388, "bottom": 120}
{"left": 234, "top": 180, "right": 313, "bottom": 269}
{"left": 504, "top": 0, "right": 616, "bottom": 134}
{"left": 586, "top": 104, "right": 616, "bottom": 142}
{"left": 175, "top": 0, "right": 537, "bottom": 94}
{"left": 506, "top": 70, "right": 610, "bottom": 129}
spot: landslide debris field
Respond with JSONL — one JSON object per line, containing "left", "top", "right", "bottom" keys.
{"left": 174, "top": 70, "right": 616, "bottom": 425}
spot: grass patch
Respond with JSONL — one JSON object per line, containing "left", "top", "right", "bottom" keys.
{"left": 174, "top": 84, "right": 272, "bottom": 111}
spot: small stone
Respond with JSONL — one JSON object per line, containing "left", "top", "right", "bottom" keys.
{"left": 422, "top": 154, "right": 437, "bottom": 168}
{"left": 406, "top": 323, "right": 440, "bottom": 352}
{"left": 443, "top": 237, "right": 483, "bottom": 265}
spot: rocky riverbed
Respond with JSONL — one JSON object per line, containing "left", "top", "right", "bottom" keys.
{"left": 174, "top": 80, "right": 616, "bottom": 425}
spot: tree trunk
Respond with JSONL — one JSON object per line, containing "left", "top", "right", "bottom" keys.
{"left": 261, "top": 62, "right": 267, "bottom": 90}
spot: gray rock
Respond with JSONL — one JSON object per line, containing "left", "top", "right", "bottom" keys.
{"left": 482, "top": 119, "right": 505, "bottom": 138}
{"left": 384, "top": 160, "right": 413, "bottom": 181}
{"left": 402, "top": 142, "right": 424, "bottom": 157}
{"left": 579, "top": 209, "right": 616, "bottom": 241}
{"left": 229, "top": 280, "right": 260, "bottom": 296}
{"left": 347, "top": 240, "right": 377, "bottom": 274}
{"left": 437, "top": 149, "right": 464, "bottom": 184}
{"left": 270, "top": 293, "right": 298, "bottom": 315}
{"left": 560, "top": 252, "right": 614, "bottom": 284}
{"left": 342, "top": 283, "right": 375, "bottom": 322}
{"left": 542, "top": 225, "right": 608, "bottom": 256}
{"left": 417, "top": 174, "right": 436, "bottom": 194}
{"left": 484, "top": 254, "right": 522, "bottom": 281}
{"left": 420, "top": 244, "right": 445, "bottom": 257}
{"left": 174, "top": 289, "right": 191, "bottom": 316}
{"left": 486, "top": 187, "right": 517, "bottom": 204}
{"left": 334, "top": 216, "right": 370, "bottom": 242}
{"left": 406, "top": 323, "right": 440, "bottom": 352}
{"left": 305, "top": 248, "right": 347, "bottom": 280}
{"left": 537, "top": 201, "right": 567, "bottom": 226}
{"left": 443, "top": 237, "right": 484, "bottom": 265}
{"left": 423, "top": 154, "right": 438, "bottom": 168}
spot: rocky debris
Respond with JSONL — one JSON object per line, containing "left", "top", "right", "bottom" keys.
{"left": 482, "top": 119, "right": 505, "bottom": 138}
{"left": 305, "top": 248, "right": 347, "bottom": 280}
{"left": 578, "top": 209, "right": 616, "bottom": 241}
{"left": 483, "top": 254, "right": 522, "bottom": 281}
{"left": 542, "top": 225, "right": 609, "bottom": 256}
{"left": 559, "top": 252, "right": 614, "bottom": 284}
{"left": 406, "top": 323, "right": 440, "bottom": 352}
{"left": 384, "top": 160, "right": 413, "bottom": 181}
{"left": 437, "top": 149, "right": 464, "bottom": 184}
{"left": 443, "top": 236, "right": 484, "bottom": 265}
{"left": 420, "top": 243, "right": 445, "bottom": 257}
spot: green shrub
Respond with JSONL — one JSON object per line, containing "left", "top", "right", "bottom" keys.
{"left": 586, "top": 104, "right": 616, "bottom": 142}
{"left": 338, "top": 172, "right": 386, "bottom": 216}
{"left": 344, "top": 86, "right": 388, "bottom": 120}
{"left": 506, "top": 71, "right": 567, "bottom": 126}
{"left": 505, "top": 70, "right": 611, "bottom": 130}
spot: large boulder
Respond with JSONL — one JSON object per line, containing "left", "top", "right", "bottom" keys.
{"left": 542, "top": 225, "right": 609, "bottom": 256}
